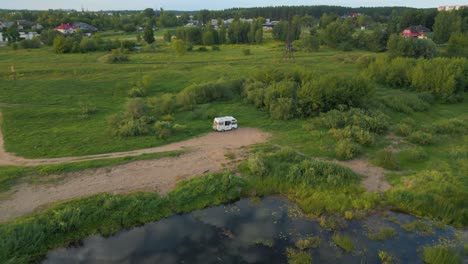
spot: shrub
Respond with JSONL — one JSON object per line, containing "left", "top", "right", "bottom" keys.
{"left": 248, "top": 153, "right": 267, "bottom": 177}
{"left": 79, "top": 102, "right": 97, "bottom": 116}
{"left": 172, "top": 39, "right": 187, "bottom": 56}
{"left": 177, "top": 79, "right": 242, "bottom": 108}
{"left": 211, "top": 45, "right": 220, "bottom": 51}
{"left": 408, "top": 131, "right": 433, "bottom": 145}
{"left": 395, "top": 123, "right": 412, "bottom": 137}
{"left": 431, "top": 118, "right": 467, "bottom": 135}
{"left": 405, "top": 147, "right": 428, "bottom": 162}
{"left": 173, "top": 124, "right": 187, "bottom": 133}
{"left": 154, "top": 121, "right": 172, "bottom": 139}
{"left": 269, "top": 97, "right": 295, "bottom": 120}
{"left": 148, "top": 94, "right": 176, "bottom": 116}
{"left": 335, "top": 139, "right": 361, "bottom": 160}
{"left": 332, "top": 233, "right": 354, "bottom": 253}
{"left": 313, "top": 108, "right": 389, "bottom": 134}
{"left": 198, "top": 46, "right": 208, "bottom": 52}
{"left": 128, "top": 86, "right": 147, "bottom": 97}
{"left": 374, "top": 149, "right": 399, "bottom": 170}
{"left": 242, "top": 49, "right": 251, "bottom": 56}
{"left": 422, "top": 245, "right": 461, "bottom": 264}
{"left": 285, "top": 248, "right": 312, "bottom": 264}
{"left": 19, "top": 37, "right": 41, "bottom": 49}
{"left": 106, "top": 48, "right": 129, "bottom": 63}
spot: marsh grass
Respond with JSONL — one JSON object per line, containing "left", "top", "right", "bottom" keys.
{"left": 422, "top": 245, "right": 461, "bottom": 264}
{"left": 332, "top": 233, "right": 354, "bottom": 253}
{"left": 367, "top": 227, "right": 397, "bottom": 240}
{"left": 295, "top": 236, "right": 321, "bottom": 250}
{"left": 286, "top": 248, "right": 312, "bottom": 264}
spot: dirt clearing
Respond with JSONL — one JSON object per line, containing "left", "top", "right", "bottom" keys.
{"left": 0, "top": 128, "right": 270, "bottom": 223}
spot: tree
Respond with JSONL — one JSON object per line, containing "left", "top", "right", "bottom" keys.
{"left": 163, "top": 30, "right": 172, "bottom": 42}
{"left": 447, "top": 32, "right": 468, "bottom": 57}
{"left": 6, "top": 26, "right": 19, "bottom": 43}
{"left": 143, "top": 8, "right": 155, "bottom": 19}
{"left": 198, "top": 9, "right": 211, "bottom": 25}
{"left": 143, "top": 24, "right": 154, "bottom": 44}
{"left": 322, "top": 19, "right": 354, "bottom": 48}
{"left": 173, "top": 39, "right": 186, "bottom": 56}
{"left": 387, "top": 34, "right": 436, "bottom": 59}
{"left": 433, "top": 11, "right": 462, "bottom": 44}
{"left": 53, "top": 35, "right": 69, "bottom": 53}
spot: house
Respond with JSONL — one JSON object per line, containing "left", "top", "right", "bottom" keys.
{"left": 54, "top": 24, "right": 79, "bottom": 34}
{"left": 32, "top": 23, "right": 44, "bottom": 30}
{"left": 72, "top": 22, "right": 98, "bottom": 32}
{"left": 19, "top": 32, "right": 40, "bottom": 40}
{"left": 0, "top": 21, "right": 15, "bottom": 29}
{"left": 438, "top": 5, "right": 468, "bottom": 11}
{"left": 402, "top": 25, "right": 431, "bottom": 39}
{"left": 0, "top": 32, "right": 5, "bottom": 42}
{"left": 17, "top": 20, "right": 33, "bottom": 30}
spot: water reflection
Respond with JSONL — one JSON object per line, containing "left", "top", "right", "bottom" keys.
{"left": 44, "top": 197, "right": 462, "bottom": 264}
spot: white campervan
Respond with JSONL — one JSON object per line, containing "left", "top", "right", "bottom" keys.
{"left": 213, "top": 116, "right": 238, "bottom": 132}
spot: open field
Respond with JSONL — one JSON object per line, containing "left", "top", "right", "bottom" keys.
{"left": 0, "top": 41, "right": 466, "bottom": 262}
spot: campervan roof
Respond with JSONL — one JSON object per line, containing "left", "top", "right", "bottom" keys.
{"left": 214, "top": 116, "right": 236, "bottom": 121}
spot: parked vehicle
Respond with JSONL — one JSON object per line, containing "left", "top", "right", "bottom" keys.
{"left": 213, "top": 116, "right": 238, "bottom": 131}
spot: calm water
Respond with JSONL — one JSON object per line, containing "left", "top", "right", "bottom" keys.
{"left": 44, "top": 197, "right": 464, "bottom": 264}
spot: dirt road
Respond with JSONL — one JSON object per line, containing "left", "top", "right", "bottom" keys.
{"left": 0, "top": 111, "right": 266, "bottom": 166}
{"left": 0, "top": 127, "right": 270, "bottom": 222}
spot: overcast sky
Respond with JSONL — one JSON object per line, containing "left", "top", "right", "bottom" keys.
{"left": 2, "top": 0, "right": 467, "bottom": 11}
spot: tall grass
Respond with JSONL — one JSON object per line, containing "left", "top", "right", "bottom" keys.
{"left": 422, "top": 245, "right": 461, "bottom": 264}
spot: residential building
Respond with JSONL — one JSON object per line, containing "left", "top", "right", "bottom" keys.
{"left": 54, "top": 24, "right": 78, "bottom": 34}
{"left": 402, "top": 25, "right": 431, "bottom": 39}
{"left": 438, "top": 5, "right": 468, "bottom": 11}
{"left": 72, "top": 22, "right": 98, "bottom": 32}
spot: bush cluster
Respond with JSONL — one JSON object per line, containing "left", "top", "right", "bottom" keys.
{"left": 108, "top": 98, "right": 185, "bottom": 138}
{"left": 312, "top": 108, "right": 389, "bottom": 159}
{"left": 19, "top": 37, "right": 41, "bottom": 49}
{"left": 365, "top": 56, "right": 468, "bottom": 101}
{"left": 243, "top": 69, "right": 374, "bottom": 120}
{"left": 53, "top": 34, "right": 136, "bottom": 54}
{"left": 176, "top": 79, "right": 242, "bottom": 109}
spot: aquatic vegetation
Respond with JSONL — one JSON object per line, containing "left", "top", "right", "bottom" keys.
{"left": 401, "top": 220, "right": 434, "bottom": 236}
{"left": 378, "top": 250, "right": 395, "bottom": 264}
{"left": 422, "top": 245, "right": 461, "bottom": 264}
{"left": 332, "top": 233, "right": 354, "bottom": 253}
{"left": 286, "top": 248, "right": 312, "bottom": 264}
{"left": 254, "top": 239, "right": 274, "bottom": 248}
{"left": 367, "top": 227, "right": 397, "bottom": 240}
{"left": 295, "top": 236, "right": 321, "bottom": 250}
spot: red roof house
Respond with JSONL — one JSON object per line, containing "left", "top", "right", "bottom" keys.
{"left": 54, "top": 24, "right": 78, "bottom": 34}
{"left": 402, "top": 25, "right": 431, "bottom": 39}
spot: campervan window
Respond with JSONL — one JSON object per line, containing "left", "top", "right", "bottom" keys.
{"left": 225, "top": 121, "right": 231, "bottom": 126}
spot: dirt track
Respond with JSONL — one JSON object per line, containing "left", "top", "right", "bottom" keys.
{"left": 0, "top": 111, "right": 266, "bottom": 166}
{"left": 0, "top": 127, "right": 270, "bottom": 222}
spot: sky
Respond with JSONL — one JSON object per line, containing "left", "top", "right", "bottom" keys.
{"left": 1, "top": 0, "right": 467, "bottom": 11}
